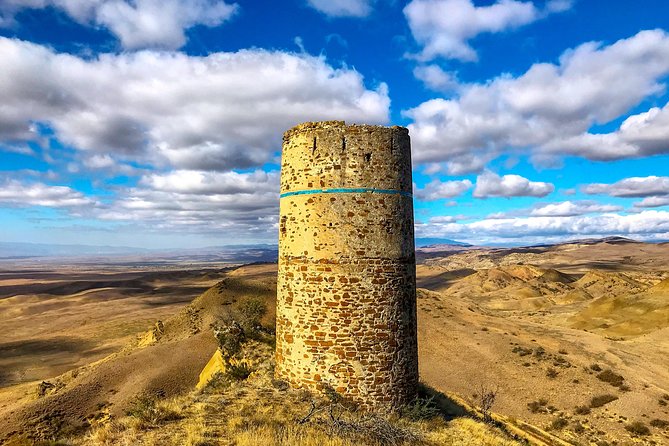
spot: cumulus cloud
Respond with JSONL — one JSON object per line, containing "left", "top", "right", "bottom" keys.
{"left": 141, "top": 170, "right": 279, "bottom": 195}
{"left": 413, "top": 65, "right": 459, "bottom": 93}
{"left": 417, "top": 210, "right": 669, "bottom": 244}
{"left": 0, "top": 179, "right": 94, "bottom": 208}
{"left": 634, "top": 196, "right": 669, "bottom": 208}
{"left": 96, "top": 169, "right": 281, "bottom": 237}
{"left": 414, "top": 179, "right": 472, "bottom": 201}
{"left": 473, "top": 170, "right": 554, "bottom": 198}
{"left": 405, "top": 30, "right": 669, "bottom": 170}
{"left": 0, "top": 37, "right": 389, "bottom": 172}
{"left": 306, "top": 0, "right": 374, "bottom": 17}
{"left": 529, "top": 200, "right": 623, "bottom": 217}
{"left": 543, "top": 102, "right": 669, "bottom": 160}
{"left": 0, "top": 0, "right": 238, "bottom": 50}
{"left": 403, "top": 0, "right": 570, "bottom": 61}
{"left": 583, "top": 176, "right": 669, "bottom": 197}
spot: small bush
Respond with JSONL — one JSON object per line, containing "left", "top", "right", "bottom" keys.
{"left": 625, "top": 421, "right": 651, "bottom": 436}
{"left": 550, "top": 417, "right": 569, "bottom": 430}
{"left": 512, "top": 346, "right": 533, "bottom": 356}
{"left": 528, "top": 399, "right": 548, "bottom": 414}
{"left": 660, "top": 399, "right": 668, "bottom": 407}
{"left": 596, "top": 369, "right": 625, "bottom": 387}
{"left": 574, "top": 406, "right": 591, "bottom": 415}
{"left": 227, "top": 362, "right": 252, "bottom": 381}
{"left": 572, "top": 421, "right": 586, "bottom": 434}
{"left": 590, "top": 363, "right": 602, "bottom": 372}
{"left": 650, "top": 419, "right": 669, "bottom": 429}
{"left": 213, "top": 320, "right": 245, "bottom": 359}
{"left": 126, "top": 395, "right": 182, "bottom": 427}
{"left": 590, "top": 394, "right": 618, "bottom": 408}
{"left": 400, "top": 396, "right": 439, "bottom": 421}
{"left": 546, "top": 368, "right": 559, "bottom": 379}
{"left": 474, "top": 385, "right": 498, "bottom": 421}
{"left": 662, "top": 393, "right": 669, "bottom": 400}
{"left": 238, "top": 298, "right": 267, "bottom": 332}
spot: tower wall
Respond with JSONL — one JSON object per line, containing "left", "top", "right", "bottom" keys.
{"left": 275, "top": 121, "right": 418, "bottom": 411}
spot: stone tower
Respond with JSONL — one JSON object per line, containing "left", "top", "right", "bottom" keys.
{"left": 275, "top": 121, "right": 418, "bottom": 411}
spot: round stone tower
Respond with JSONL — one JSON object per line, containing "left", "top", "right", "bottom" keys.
{"left": 275, "top": 121, "right": 418, "bottom": 411}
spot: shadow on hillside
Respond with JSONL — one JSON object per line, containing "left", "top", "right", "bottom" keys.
{"left": 416, "top": 268, "right": 476, "bottom": 291}
{"left": 418, "top": 383, "right": 469, "bottom": 420}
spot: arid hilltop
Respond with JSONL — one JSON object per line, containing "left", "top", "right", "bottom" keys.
{"left": 0, "top": 238, "right": 667, "bottom": 445}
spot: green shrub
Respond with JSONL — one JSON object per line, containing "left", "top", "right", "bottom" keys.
{"left": 213, "top": 320, "right": 245, "bottom": 359}
{"left": 238, "top": 298, "right": 267, "bottom": 332}
{"left": 227, "top": 362, "right": 252, "bottom": 381}
{"left": 400, "top": 396, "right": 439, "bottom": 421}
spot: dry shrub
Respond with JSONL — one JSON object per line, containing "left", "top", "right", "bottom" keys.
{"left": 589, "top": 364, "right": 602, "bottom": 372}
{"left": 650, "top": 419, "right": 669, "bottom": 429}
{"left": 550, "top": 417, "right": 569, "bottom": 431}
{"left": 589, "top": 394, "right": 618, "bottom": 408}
{"left": 596, "top": 369, "right": 625, "bottom": 388}
{"left": 574, "top": 406, "right": 591, "bottom": 415}
{"left": 625, "top": 421, "right": 650, "bottom": 436}
{"left": 546, "top": 368, "right": 559, "bottom": 379}
{"left": 527, "top": 399, "right": 548, "bottom": 414}
{"left": 125, "top": 395, "right": 183, "bottom": 429}
{"left": 474, "top": 385, "right": 499, "bottom": 421}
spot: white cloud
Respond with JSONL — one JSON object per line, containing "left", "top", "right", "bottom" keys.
{"left": 0, "top": 179, "right": 94, "bottom": 208}
{"left": 583, "top": 176, "right": 669, "bottom": 197}
{"left": 403, "top": 0, "right": 570, "bottom": 61}
{"left": 141, "top": 170, "right": 279, "bottom": 195}
{"left": 414, "top": 178, "right": 472, "bottom": 201}
{"left": 417, "top": 210, "right": 669, "bottom": 244}
{"left": 544, "top": 102, "right": 669, "bottom": 160}
{"left": 0, "top": 0, "right": 238, "bottom": 50}
{"left": 83, "top": 154, "right": 116, "bottom": 169}
{"left": 0, "top": 37, "right": 389, "bottom": 172}
{"left": 405, "top": 30, "right": 669, "bottom": 170}
{"left": 413, "top": 65, "right": 459, "bottom": 92}
{"left": 473, "top": 170, "right": 553, "bottom": 198}
{"left": 306, "top": 0, "right": 374, "bottom": 17}
{"left": 634, "top": 196, "right": 669, "bottom": 208}
{"left": 96, "top": 169, "right": 281, "bottom": 237}
{"left": 529, "top": 200, "right": 623, "bottom": 217}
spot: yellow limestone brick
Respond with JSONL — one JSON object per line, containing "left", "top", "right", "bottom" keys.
{"left": 275, "top": 121, "right": 418, "bottom": 411}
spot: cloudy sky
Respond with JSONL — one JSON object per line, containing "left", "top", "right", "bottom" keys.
{"left": 1, "top": 0, "right": 669, "bottom": 248}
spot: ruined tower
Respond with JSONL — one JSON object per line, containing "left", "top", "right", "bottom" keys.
{"left": 275, "top": 121, "right": 418, "bottom": 411}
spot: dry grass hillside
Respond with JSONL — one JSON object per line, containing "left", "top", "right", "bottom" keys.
{"left": 0, "top": 264, "right": 524, "bottom": 446}
{"left": 1, "top": 238, "right": 668, "bottom": 445}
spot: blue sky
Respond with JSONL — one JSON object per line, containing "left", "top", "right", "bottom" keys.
{"left": 1, "top": 0, "right": 669, "bottom": 248}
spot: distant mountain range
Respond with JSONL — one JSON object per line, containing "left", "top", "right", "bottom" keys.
{"left": 414, "top": 238, "right": 471, "bottom": 248}
{"left": 0, "top": 242, "right": 278, "bottom": 263}
{"left": 1, "top": 237, "right": 661, "bottom": 262}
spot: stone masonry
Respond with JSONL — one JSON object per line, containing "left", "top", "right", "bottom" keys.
{"left": 275, "top": 121, "right": 418, "bottom": 411}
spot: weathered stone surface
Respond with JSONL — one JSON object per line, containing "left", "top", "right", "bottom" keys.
{"left": 275, "top": 121, "right": 418, "bottom": 411}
